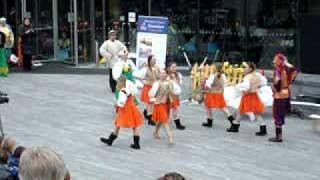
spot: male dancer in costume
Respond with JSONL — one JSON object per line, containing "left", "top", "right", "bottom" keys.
{"left": 269, "top": 53, "right": 291, "bottom": 142}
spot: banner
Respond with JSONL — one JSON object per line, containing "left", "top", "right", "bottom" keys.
{"left": 136, "top": 16, "right": 168, "bottom": 69}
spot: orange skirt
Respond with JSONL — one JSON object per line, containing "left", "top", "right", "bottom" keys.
{"left": 152, "top": 103, "right": 170, "bottom": 123}
{"left": 114, "top": 96, "right": 143, "bottom": 128}
{"left": 239, "top": 92, "right": 264, "bottom": 113}
{"left": 204, "top": 92, "right": 226, "bottom": 109}
{"left": 170, "top": 95, "right": 180, "bottom": 109}
{"left": 140, "top": 84, "right": 152, "bottom": 103}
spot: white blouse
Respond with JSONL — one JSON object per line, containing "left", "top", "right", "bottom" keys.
{"left": 112, "top": 59, "right": 136, "bottom": 81}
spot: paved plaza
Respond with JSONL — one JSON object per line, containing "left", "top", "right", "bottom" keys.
{"left": 1, "top": 73, "right": 320, "bottom": 180}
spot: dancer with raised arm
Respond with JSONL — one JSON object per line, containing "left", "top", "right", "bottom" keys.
{"left": 269, "top": 53, "right": 291, "bottom": 143}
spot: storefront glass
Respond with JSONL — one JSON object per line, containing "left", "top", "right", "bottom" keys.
{"left": 246, "top": 0, "right": 297, "bottom": 68}
{"left": 57, "top": 0, "right": 74, "bottom": 62}
{"left": 26, "top": 0, "right": 54, "bottom": 60}
{"left": 2, "top": 0, "right": 319, "bottom": 71}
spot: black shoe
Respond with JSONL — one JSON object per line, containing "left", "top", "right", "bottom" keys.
{"left": 174, "top": 119, "right": 186, "bottom": 130}
{"left": 130, "top": 136, "right": 141, "bottom": 150}
{"left": 227, "top": 124, "right": 240, "bottom": 133}
{"left": 143, "top": 109, "right": 148, "bottom": 119}
{"left": 147, "top": 115, "right": 156, "bottom": 126}
{"left": 268, "top": 137, "right": 283, "bottom": 142}
{"left": 202, "top": 118, "right": 213, "bottom": 128}
{"left": 256, "top": 125, "right": 267, "bottom": 136}
{"left": 100, "top": 132, "right": 117, "bottom": 146}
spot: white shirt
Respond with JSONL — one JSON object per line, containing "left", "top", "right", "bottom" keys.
{"left": 112, "top": 59, "right": 136, "bottom": 81}
{"left": 99, "top": 40, "right": 126, "bottom": 68}
{"left": 237, "top": 72, "right": 267, "bottom": 91}
{"left": 117, "top": 80, "right": 138, "bottom": 107}
{"left": 205, "top": 74, "right": 227, "bottom": 88}
{"left": 148, "top": 81, "right": 181, "bottom": 98}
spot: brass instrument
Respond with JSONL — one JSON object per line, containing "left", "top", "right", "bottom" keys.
{"left": 190, "top": 61, "right": 246, "bottom": 102}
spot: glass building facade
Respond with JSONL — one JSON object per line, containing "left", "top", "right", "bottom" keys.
{"left": 0, "top": 0, "right": 319, "bottom": 72}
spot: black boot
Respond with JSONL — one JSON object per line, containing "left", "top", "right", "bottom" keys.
{"left": 143, "top": 109, "right": 148, "bottom": 119}
{"left": 147, "top": 115, "right": 156, "bottom": 126}
{"left": 227, "top": 124, "right": 240, "bottom": 133}
{"left": 256, "top": 125, "right": 267, "bottom": 136}
{"left": 269, "top": 127, "right": 283, "bottom": 142}
{"left": 174, "top": 119, "right": 186, "bottom": 130}
{"left": 130, "top": 136, "right": 141, "bottom": 150}
{"left": 202, "top": 118, "right": 213, "bottom": 128}
{"left": 100, "top": 132, "right": 117, "bottom": 146}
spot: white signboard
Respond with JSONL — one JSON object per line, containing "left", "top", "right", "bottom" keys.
{"left": 136, "top": 16, "right": 168, "bottom": 69}
{"left": 128, "top": 12, "right": 136, "bottom": 23}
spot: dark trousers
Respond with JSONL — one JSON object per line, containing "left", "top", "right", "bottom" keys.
{"left": 273, "top": 98, "right": 290, "bottom": 126}
{"left": 23, "top": 54, "right": 32, "bottom": 70}
{"left": 109, "top": 68, "right": 117, "bottom": 93}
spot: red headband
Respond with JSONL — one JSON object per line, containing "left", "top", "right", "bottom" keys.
{"left": 275, "top": 53, "right": 286, "bottom": 64}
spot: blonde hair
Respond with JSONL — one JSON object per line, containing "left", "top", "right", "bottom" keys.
{"left": 116, "top": 76, "right": 127, "bottom": 91}
{"left": 19, "top": 146, "right": 67, "bottom": 180}
{"left": 1, "top": 137, "right": 16, "bottom": 154}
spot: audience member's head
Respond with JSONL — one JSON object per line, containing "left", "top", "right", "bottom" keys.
{"left": 64, "top": 170, "right": 71, "bottom": 180}
{"left": 0, "top": 149, "right": 8, "bottom": 164}
{"left": 19, "top": 146, "right": 68, "bottom": 180}
{"left": 13, "top": 146, "right": 26, "bottom": 159}
{"left": 1, "top": 137, "right": 16, "bottom": 154}
{"left": 158, "top": 172, "right": 186, "bottom": 180}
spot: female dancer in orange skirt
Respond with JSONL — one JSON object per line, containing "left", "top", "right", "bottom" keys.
{"left": 134, "top": 55, "right": 160, "bottom": 126}
{"left": 166, "top": 61, "right": 186, "bottom": 130}
{"left": 100, "top": 76, "right": 143, "bottom": 149}
{"left": 227, "top": 62, "right": 267, "bottom": 136}
{"left": 149, "top": 69, "right": 181, "bottom": 145}
{"left": 202, "top": 64, "right": 235, "bottom": 128}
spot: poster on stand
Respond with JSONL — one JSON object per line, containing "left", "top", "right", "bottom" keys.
{"left": 136, "top": 16, "right": 168, "bottom": 69}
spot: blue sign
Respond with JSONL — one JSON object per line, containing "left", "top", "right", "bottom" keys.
{"left": 137, "top": 16, "right": 168, "bottom": 34}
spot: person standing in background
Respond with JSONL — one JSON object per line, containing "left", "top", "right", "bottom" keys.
{"left": 18, "top": 18, "right": 35, "bottom": 71}
{"left": 99, "top": 30, "right": 127, "bottom": 93}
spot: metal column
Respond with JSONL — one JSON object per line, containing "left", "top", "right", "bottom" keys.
{"left": 90, "top": 0, "right": 96, "bottom": 64}
{"left": 102, "top": 0, "right": 106, "bottom": 41}
{"left": 148, "top": 0, "right": 152, "bottom": 16}
{"left": 53, "top": 0, "right": 59, "bottom": 60}
{"left": 74, "top": 0, "right": 79, "bottom": 65}
{"left": 244, "top": 0, "right": 249, "bottom": 60}
{"left": 21, "top": 0, "right": 26, "bottom": 19}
